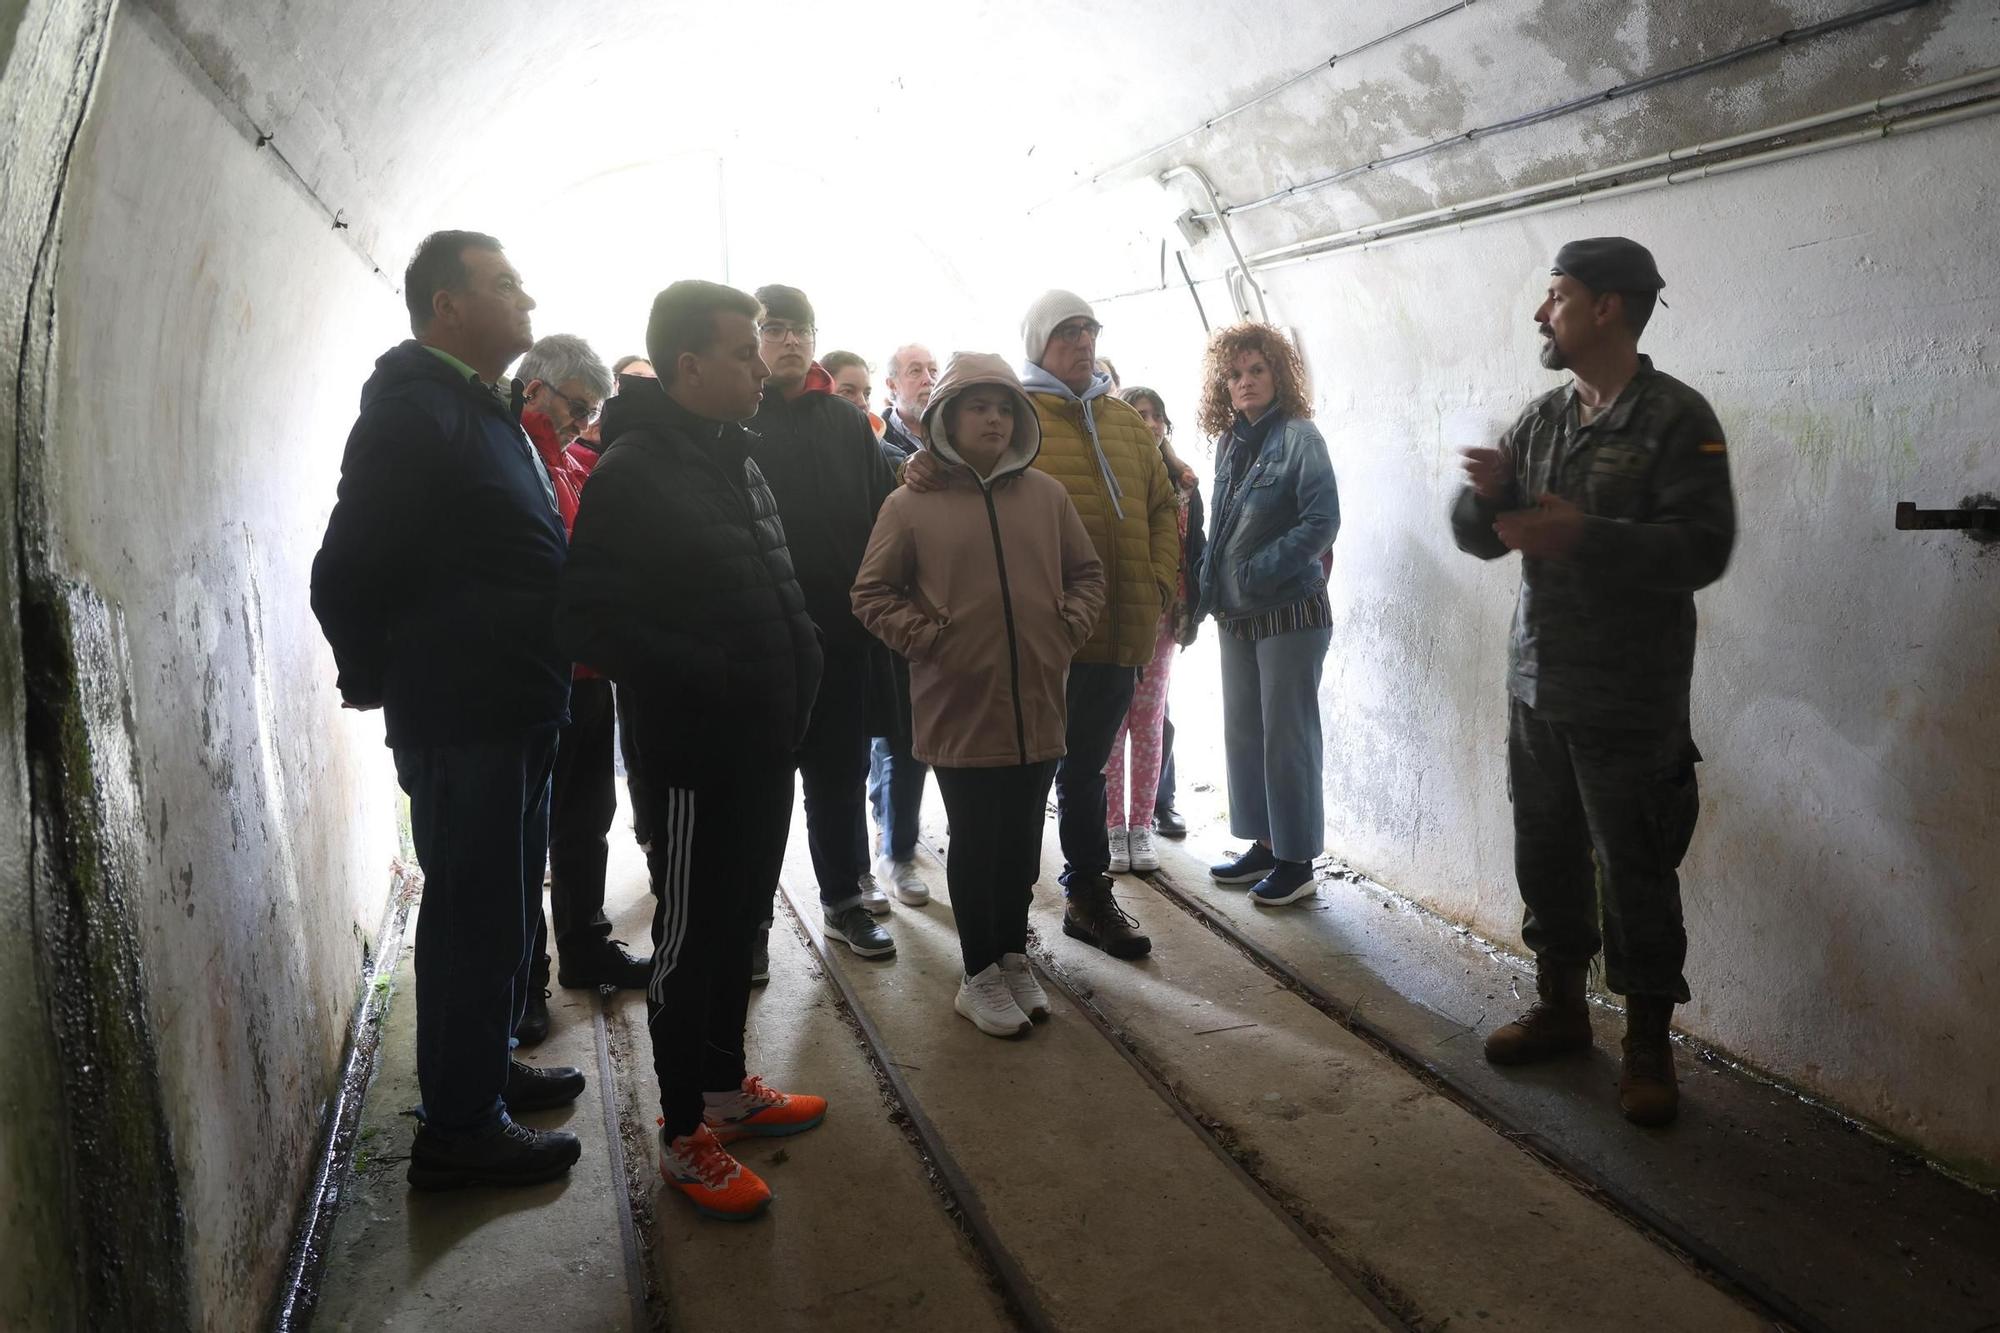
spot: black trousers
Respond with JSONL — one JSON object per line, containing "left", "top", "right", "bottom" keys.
{"left": 765, "top": 645, "right": 871, "bottom": 920}
{"left": 1055, "top": 662, "right": 1138, "bottom": 889}
{"left": 394, "top": 726, "right": 557, "bottom": 1133}
{"left": 1156, "top": 709, "right": 1176, "bottom": 812}
{"left": 615, "top": 683, "right": 652, "bottom": 850}
{"left": 533, "top": 679, "right": 617, "bottom": 967}
{"left": 633, "top": 726, "right": 797, "bottom": 1138}
{"left": 1508, "top": 697, "right": 1701, "bottom": 1002}
{"left": 934, "top": 761, "right": 1059, "bottom": 976}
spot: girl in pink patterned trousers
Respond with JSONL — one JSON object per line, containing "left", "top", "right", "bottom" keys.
{"left": 1106, "top": 387, "right": 1206, "bottom": 873}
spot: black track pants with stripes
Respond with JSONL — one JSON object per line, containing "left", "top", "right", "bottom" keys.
{"left": 641, "top": 755, "right": 796, "bottom": 1138}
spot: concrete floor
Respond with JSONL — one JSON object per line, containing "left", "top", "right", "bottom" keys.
{"left": 312, "top": 779, "right": 2000, "bottom": 1332}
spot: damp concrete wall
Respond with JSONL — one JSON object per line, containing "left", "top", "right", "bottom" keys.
{"left": 34, "top": 7, "right": 403, "bottom": 1325}
{"left": 1086, "top": 0, "right": 2000, "bottom": 1174}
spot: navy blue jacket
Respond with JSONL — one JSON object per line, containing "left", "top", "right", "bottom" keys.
{"left": 311, "top": 341, "right": 570, "bottom": 747}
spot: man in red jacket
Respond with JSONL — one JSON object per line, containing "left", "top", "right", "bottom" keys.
{"left": 516, "top": 334, "right": 651, "bottom": 1047}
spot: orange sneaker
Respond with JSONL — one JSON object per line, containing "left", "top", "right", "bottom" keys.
{"left": 702, "top": 1074, "right": 828, "bottom": 1144}
{"left": 660, "top": 1124, "right": 771, "bottom": 1221}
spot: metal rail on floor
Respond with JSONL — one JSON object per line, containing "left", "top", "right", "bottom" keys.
{"left": 1133, "top": 862, "right": 1822, "bottom": 1333}
{"left": 771, "top": 882, "right": 1058, "bottom": 1333}
{"left": 915, "top": 833, "right": 1412, "bottom": 1331}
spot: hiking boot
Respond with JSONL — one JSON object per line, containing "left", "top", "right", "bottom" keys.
{"left": 514, "top": 983, "right": 551, "bottom": 1047}
{"left": 558, "top": 939, "right": 652, "bottom": 990}
{"left": 1484, "top": 961, "right": 1592, "bottom": 1066}
{"left": 407, "top": 1116, "right": 581, "bottom": 1191}
{"left": 1062, "top": 875, "right": 1152, "bottom": 960}
{"left": 999, "top": 952, "right": 1050, "bottom": 1021}
{"left": 1108, "top": 827, "right": 1130, "bottom": 873}
{"left": 1210, "top": 843, "right": 1277, "bottom": 884}
{"left": 504, "top": 1058, "right": 585, "bottom": 1113}
{"left": 955, "top": 963, "right": 1032, "bottom": 1037}
{"left": 750, "top": 924, "right": 770, "bottom": 985}
{"left": 703, "top": 1074, "right": 828, "bottom": 1144}
{"left": 1153, "top": 805, "right": 1188, "bottom": 839}
{"left": 857, "top": 872, "right": 892, "bottom": 916}
{"left": 876, "top": 855, "right": 930, "bottom": 907}
{"left": 1619, "top": 996, "right": 1680, "bottom": 1127}
{"left": 661, "top": 1124, "right": 771, "bottom": 1221}
{"left": 1127, "top": 826, "right": 1160, "bottom": 872}
{"left": 824, "top": 904, "right": 896, "bottom": 959}
{"left": 1250, "top": 859, "right": 1316, "bottom": 907}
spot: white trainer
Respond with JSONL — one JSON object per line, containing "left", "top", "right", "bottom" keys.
{"left": 1127, "top": 826, "right": 1160, "bottom": 872}
{"left": 857, "top": 872, "right": 892, "bottom": 916}
{"left": 876, "top": 855, "right": 931, "bottom": 906}
{"left": 999, "top": 952, "right": 1050, "bottom": 1021}
{"left": 1108, "top": 827, "right": 1130, "bottom": 873}
{"left": 955, "top": 964, "right": 1032, "bottom": 1038}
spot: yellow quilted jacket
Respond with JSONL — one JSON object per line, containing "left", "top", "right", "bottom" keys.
{"left": 1027, "top": 390, "right": 1181, "bottom": 667}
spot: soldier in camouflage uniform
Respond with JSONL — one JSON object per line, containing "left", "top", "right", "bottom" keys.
{"left": 1450, "top": 237, "right": 1736, "bottom": 1127}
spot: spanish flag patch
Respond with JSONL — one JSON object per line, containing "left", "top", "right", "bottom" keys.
{"left": 1698, "top": 441, "right": 1727, "bottom": 455}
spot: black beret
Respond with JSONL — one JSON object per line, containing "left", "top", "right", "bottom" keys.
{"left": 1551, "top": 237, "right": 1665, "bottom": 293}
{"left": 753, "top": 283, "right": 816, "bottom": 328}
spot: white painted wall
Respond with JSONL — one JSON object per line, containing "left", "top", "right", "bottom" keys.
{"left": 49, "top": 12, "right": 403, "bottom": 1322}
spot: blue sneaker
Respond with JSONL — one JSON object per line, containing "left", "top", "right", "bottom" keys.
{"left": 1210, "top": 843, "right": 1277, "bottom": 884}
{"left": 1250, "top": 860, "right": 1316, "bottom": 907}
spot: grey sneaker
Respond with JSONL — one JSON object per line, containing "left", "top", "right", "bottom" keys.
{"left": 857, "top": 872, "right": 892, "bottom": 916}
{"left": 824, "top": 904, "right": 895, "bottom": 959}
{"left": 750, "top": 924, "right": 770, "bottom": 985}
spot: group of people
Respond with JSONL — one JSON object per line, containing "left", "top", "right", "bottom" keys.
{"left": 310, "top": 225, "right": 1733, "bottom": 1222}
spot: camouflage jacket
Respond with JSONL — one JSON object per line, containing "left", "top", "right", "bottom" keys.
{"left": 1449, "top": 356, "right": 1736, "bottom": 730}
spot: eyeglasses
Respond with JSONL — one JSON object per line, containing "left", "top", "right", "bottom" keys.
{"left": 544, "top": 383, "right": 601, "bottom": 426}
{"left": 1050, "top": 319, "right": 1102, "bottom": 343}
{"left": 758, "top": 321, "right": 815, "bottom": 344}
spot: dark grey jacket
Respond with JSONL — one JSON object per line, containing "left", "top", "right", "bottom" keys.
{"left": 1450, "top": 357, "right": 1736, "bottom": 729}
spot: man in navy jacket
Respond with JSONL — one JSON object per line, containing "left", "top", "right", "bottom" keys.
{"left": 312, "top": 230, "right": 585, "bottom": 1190}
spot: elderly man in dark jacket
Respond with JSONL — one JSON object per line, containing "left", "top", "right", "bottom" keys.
{"left": 558, "top": 280, "right": 829, "bottom": 1222}
{"left": 311, "top": 229, "right": 585, "bottom": 1190}
{"left": 744, "top": 284, "right": 902, "bottom": 968}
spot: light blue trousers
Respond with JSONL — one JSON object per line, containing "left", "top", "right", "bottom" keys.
{"left": 1218, "top": 624, "right": 1332, "bottom": 863}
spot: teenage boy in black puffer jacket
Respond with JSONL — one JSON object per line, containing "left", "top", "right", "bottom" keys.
{"left": 557, "top": 280, "right": 829, "bottom": 1222}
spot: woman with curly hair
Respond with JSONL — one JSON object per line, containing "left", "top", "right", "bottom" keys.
{"left": 1196, "top": 323, "right": 1341, "bottom": 906}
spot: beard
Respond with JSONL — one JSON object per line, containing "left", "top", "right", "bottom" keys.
{"left": 1537, "top": 330, "right": 1568, "bottom": 370}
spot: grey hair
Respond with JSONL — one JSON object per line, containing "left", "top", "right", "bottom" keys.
{"left": 518, "top": 333, "right": 612, "bottom": 398}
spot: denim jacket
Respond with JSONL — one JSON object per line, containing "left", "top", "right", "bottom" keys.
{"left": 1198, "top": 414, "right": 1340, "bottom": 621}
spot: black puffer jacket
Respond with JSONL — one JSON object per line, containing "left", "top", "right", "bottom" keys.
{"left": 557, "top": 377, "right": 823, "bottom": 762}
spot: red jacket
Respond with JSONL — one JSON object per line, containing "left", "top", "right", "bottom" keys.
{"left": 523, "top": 409, "right": 600, "bottom": 679}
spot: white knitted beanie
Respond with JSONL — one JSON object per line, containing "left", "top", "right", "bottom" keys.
{"left": 1020, "top": 289, "right": 1095, "bottom": 364}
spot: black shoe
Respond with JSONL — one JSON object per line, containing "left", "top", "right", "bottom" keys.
{"left": 823, "top": 904, "right": 896, "bottom": 959}
{"left": 750, "top": 925, "right": 771, "bottom": 985}
{"left": 1210, "top": 843, "right": 1277, "bottom": 885}
{"left": 558, "top": 939, "right": 653, "bottom": 990}
{"left": 513, "top": 985, "right": 551, "bottom": 1046}
{"left": 1062, "top": 875, "right": 1152, "bottom": 960}
{"left": 407, "top": 1116, "right": 582, "bottom": 1191}
{"left": 1153, "top": 806, "right": 1188, "bottom": 839}
{"left": 504, "top": 1058, "right": 586, "bottom": 1113}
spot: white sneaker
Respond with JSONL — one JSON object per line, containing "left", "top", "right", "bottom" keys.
{"left": 999, "top": 952, "right": 1050, "bottom": 1021}
{"left": 876, "top": 855, "right": 930, "bottom": 907}
{"left": 955, "top": 963, "right": 1032, "bottom": 1038}
{"left": 1108, "top": 827, "right": 1130, "bottom": 873}
{"left": 1127, "top": 826, "right": 1159, "bottom": 872}
{"left": 857, "top": 872, "right": 891, "bottom": 916}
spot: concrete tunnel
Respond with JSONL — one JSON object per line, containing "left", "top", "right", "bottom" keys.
{"left": 3, "top": 0, "right": 1998, "bottom": 1328}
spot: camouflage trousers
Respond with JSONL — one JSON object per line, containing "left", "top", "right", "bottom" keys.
{"left": 1507, "top": 698, "right": 1701, "bottom": 1002}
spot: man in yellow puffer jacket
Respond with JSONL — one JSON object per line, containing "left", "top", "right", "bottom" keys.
{"left": 903, "top": 292, "right": 1177, "bottom": 959}
{"left": 1020, "top": 291, "right": 1180, "bottom": 960}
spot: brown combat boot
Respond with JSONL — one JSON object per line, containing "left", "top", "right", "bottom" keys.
{"left": 1483, "top": 960, "right": 1591, "bottom": 1065}
{"left": 1618, "top": 996, "right": 1679, "bottom": 1126}
{"left": 1061, "top": 875, "right": 1153, "bottom": 960}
